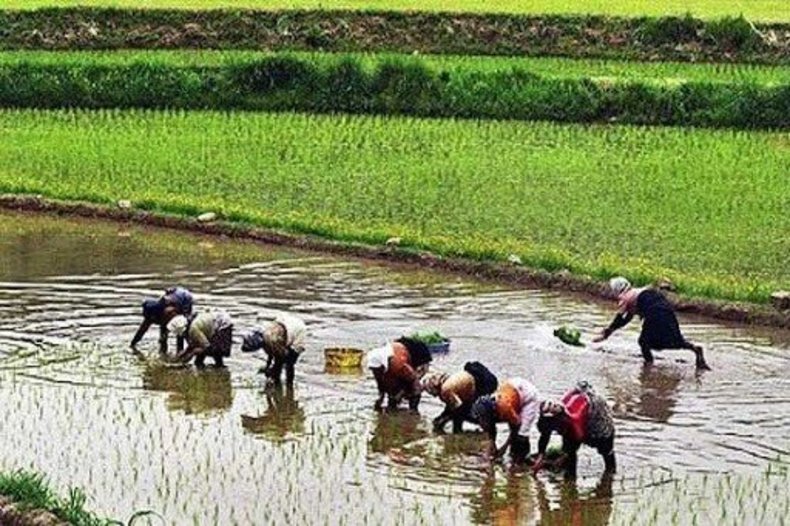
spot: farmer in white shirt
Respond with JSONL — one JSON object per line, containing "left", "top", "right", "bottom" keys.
{"left": 241, "top": 313, "right": 307, "bottom": 387}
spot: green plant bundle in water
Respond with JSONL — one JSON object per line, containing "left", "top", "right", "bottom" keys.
{"left": 410, "top": 330, "right": 447, "bottom": 344}
{"left": 545, "top": 444, "right": 564, "bottom": 460}
{"left": 554, "top": 326, "right": 583, "bottom": 347}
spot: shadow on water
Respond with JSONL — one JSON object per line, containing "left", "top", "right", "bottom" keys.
{"left": 0, "top": 210, "right": 788, "bottom": 524}
{"left": 241, "top": 385, "right": 305, "bottom": 443}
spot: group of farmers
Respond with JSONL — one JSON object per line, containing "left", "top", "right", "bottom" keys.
{"left": 131, "top": 276, "right": 709, "bottom": 478}
{"left": 130, "top": 286, "right": 307, "bottom": 385}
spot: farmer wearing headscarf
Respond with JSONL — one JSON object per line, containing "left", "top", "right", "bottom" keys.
{"left": 422, "top": 361, "right": 498, "bottom": 433}
{"left": 167, "top": 310, "right": 233, "bottom": 368}
{"left": 593, "top": 277, "right": 710, "bottom": 370}
{"left": 533, "top": 381, "right": 616, "bottom": 479}
{"left": 367, "top": 337, "right": 432, "bottom": 412}
{"left": 470, "top": 377, "right": 540, "bottom": 463}
{"left": 130, "top": 286, "right": 194, "bottom": 353}
{"left": 241, "top": 313, "right": 307, "bottom": 387}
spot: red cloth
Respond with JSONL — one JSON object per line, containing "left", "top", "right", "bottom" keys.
{"left": 562, "top": 390, "right": 590, "bottom": 442}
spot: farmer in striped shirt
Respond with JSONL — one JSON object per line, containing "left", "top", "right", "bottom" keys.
{"left": 532, "top": 381, "right": 616, "bottom": 479}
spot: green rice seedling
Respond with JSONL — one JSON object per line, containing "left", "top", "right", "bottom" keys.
{"left": 0, "top": 51, "right": 787, "bottom": 129}
{"left": 0, "top": 109, "right": 786, "bottom": 303}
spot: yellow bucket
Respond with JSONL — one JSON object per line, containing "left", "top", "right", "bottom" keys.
{"left": 324, "top": 347, "right": 364, "bottom": 370}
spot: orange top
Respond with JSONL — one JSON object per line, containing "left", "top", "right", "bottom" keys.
{"left": 495, "top": 382, "right": 522, "bottom": 427}
{"left": 380, "top": 343, "right": 417, "bottom": 394}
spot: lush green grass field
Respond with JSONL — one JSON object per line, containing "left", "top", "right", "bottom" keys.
{"left": 3, "top": 50, "right": 789, "bottom": 86}
{"left": 4, "top": 0, "right": 788, "bottom": 22}
{"left": 1, "top": 109, "right": 786, "bottom": 302}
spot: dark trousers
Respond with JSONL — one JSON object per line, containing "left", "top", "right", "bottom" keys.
{"left": 196, "top": 326, "right": 233, "bottom": 368}
{"left": 268, "top": 348, "right": 300, "bottom": 386}
{"left": 563, "top": 434, "right": 616, "bottom": 479}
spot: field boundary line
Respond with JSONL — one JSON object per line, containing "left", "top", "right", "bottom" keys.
{"left": 2, "top": 194, "right": 787, "bottom": 329}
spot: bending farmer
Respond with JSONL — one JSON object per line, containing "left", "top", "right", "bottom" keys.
{"left": 130, "top": 286, "right": 193, "bottom": 354}
{"left": 167, "top": 310, "right": 233, "bottom": 368}
{"left": 594, "top": 277, "right": 710, "bottom": 370}
{"left": 470, "top": 377, "right": 540, "bottom": 463}
{"left": 241, "top": 313, "right": 307, "bottom": 387}
{"left": 533, "top": 381, "right": 616, "bottom": 479}
{"left": 367, "top": 337, "right": 432, "bottom": 412}
{"left": 422, "top": 361, "right": 499, "bottom": 433}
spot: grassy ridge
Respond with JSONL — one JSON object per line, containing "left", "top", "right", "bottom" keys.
{"left": 0, "top": 109, "right": 786, "bottom": 303}
{"left": 1, "top": 53, "right": 787, "bottom": 129}
{"left": 0, "top": 470, "right": 111, "bottom": 525}
{"left": 3, "top": 50, "right": 789, "bottom": 86}
{"left": 1, "top": 9, "right": 786, "bottom": 65}
{"left": 4, "top": 0, "right": 788, "bottom": 21}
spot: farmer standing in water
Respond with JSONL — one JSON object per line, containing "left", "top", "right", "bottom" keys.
{"left": 241, "top": 313, "right": 308, "bottom": 387}
{"left": 130, "top": 286, "right": 193, "bottom": 354}
{"left": 421, "top": 361, "right": 499, "bottom": 433}
{"left": 593, "top": 277, "right": 710, "bottom": 370}
{"left": 167, "top": 310, "right": 234, "bottom": 368}
{"left": 367, "top": 337, "right": 432, "bottom": 412}
{"left": 470, "top": 377, "right": 541, "bottom": 463}
{"left": 532, "top": 381, "right": 616, "bottom": 479}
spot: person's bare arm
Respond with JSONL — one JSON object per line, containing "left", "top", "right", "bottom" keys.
{"left": 532, "top": 428, "right": 553, "bottom": 473}
{"left": 130, "top": 319, "right": 152, "bottom": 350}
{"left": 372, "top": 367, "right": 386, "bottom": 411}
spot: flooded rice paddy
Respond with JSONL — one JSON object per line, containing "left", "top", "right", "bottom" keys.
{"left": 0, "top": 210, "right": 788, "bottom": 525}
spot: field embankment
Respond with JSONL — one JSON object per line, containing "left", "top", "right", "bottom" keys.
{"left": 4, "top": 0, "right": 789, "bottom": 21}
{"left": 0, "top": 470, "right": 114, "bottom": 526}
{"left": 1, "top": 9, "right": 788, "bottom": 65}
{"left": 0, "top": 109, "right": 786, "bottom": 305}
{"left": 1, "top": 51, "right": 788, "bottom": 129}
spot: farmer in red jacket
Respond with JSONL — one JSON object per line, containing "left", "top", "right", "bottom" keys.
{"left": 532, "top": 381, "right": 616, "bottom": 479}
{"left": 367, "top": 337, "right": 432, "bottom": 412}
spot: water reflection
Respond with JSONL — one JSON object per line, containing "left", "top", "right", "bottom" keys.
{"left": 142, "top": 362, "right": 233, "bottom": 415}
{"left": 607, "top": 365, "right": 684, "bottom": 423}
{"left": 0, "top": 211, "right": 789, "bottom": 524}
{"left": 368, "top": 410, "right": 428, "bottom": 455}
{"left": 241, "top": 385, "right": 306, "bottom": 443}
{"left": 536, "top": 473, "right": 614, "bottom": 526}
{"left": 469, "top": 468, "right": 539, "bottom": 525}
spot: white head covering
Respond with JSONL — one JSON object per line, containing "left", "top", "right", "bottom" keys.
{"left": 166, "top": 315, "right": 189, "bottom": 337}
{"left": 609, "top": 276, "right": 632, "bottom": 296}
{"left": 366, "top": 343, "right": 394, "bottom": 370}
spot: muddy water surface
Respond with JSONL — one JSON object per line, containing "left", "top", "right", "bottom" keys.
{"left": 0, "top": 211, "right": 788, "bottom": 525}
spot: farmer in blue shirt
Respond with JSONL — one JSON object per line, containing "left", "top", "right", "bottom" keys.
{"left": 130, "top": 286, "right": 194, "bottom": 354}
